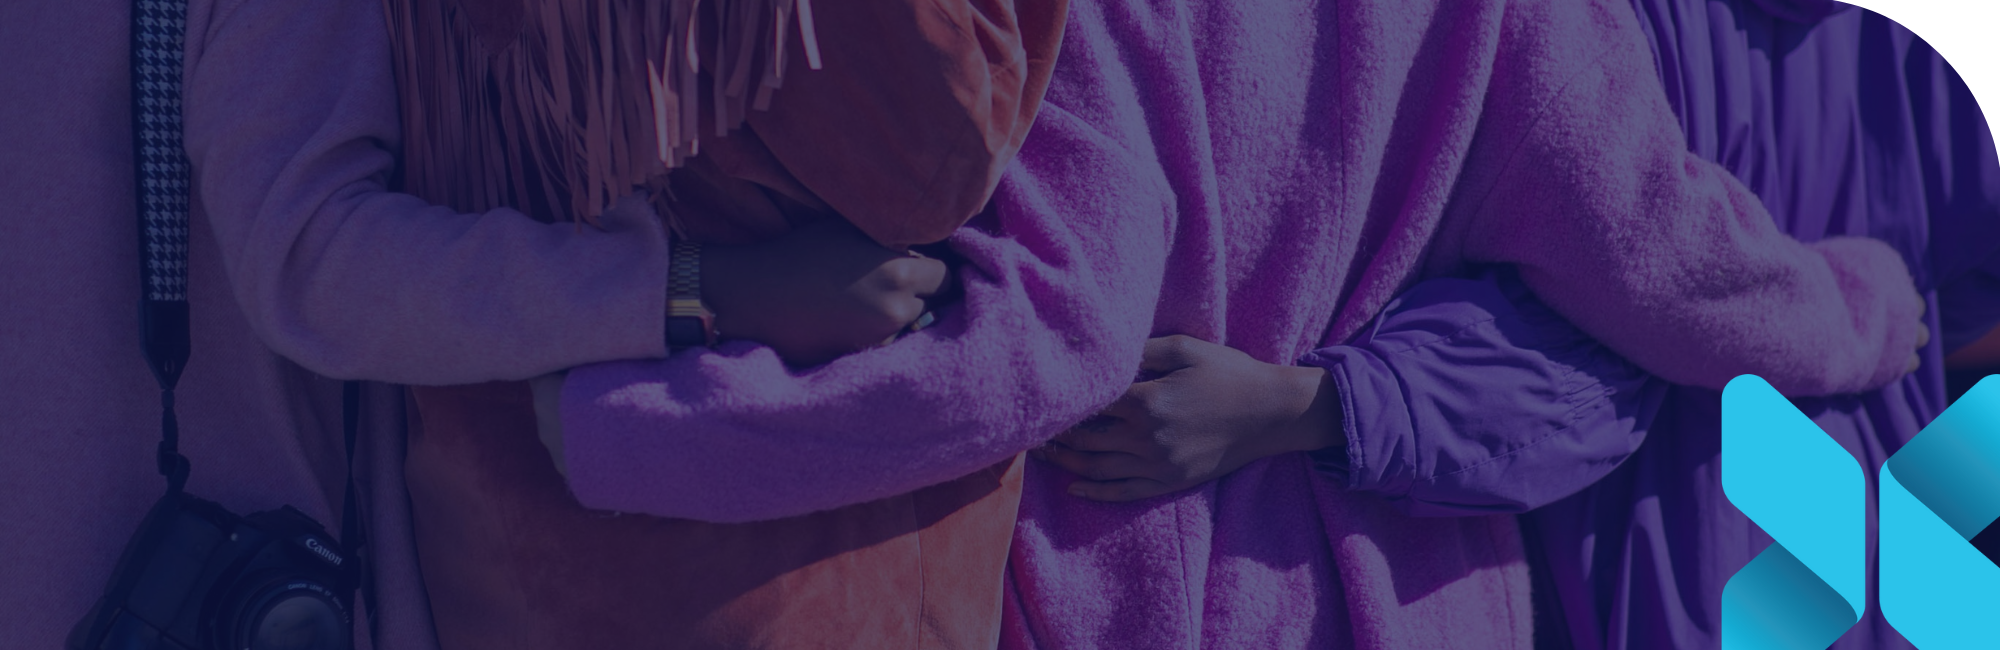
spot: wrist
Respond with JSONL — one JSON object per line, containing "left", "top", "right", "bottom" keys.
{"left": 1272, "top": 364, "right": 1343, "bottom": 454}
{"left": 664, "top": 238, "right": 719, "bottom": 349}
{"left": 671, "top": 241, "right": 734, "bottom": 345}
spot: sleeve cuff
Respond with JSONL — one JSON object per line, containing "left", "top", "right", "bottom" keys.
{"left": 1299, "top": 346, "right": 1418, "bottom": 499}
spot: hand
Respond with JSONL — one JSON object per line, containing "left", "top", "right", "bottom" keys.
{"left": 700, "top": 219, "right": 950, "bottom": 366}
{"left": 1036, "top": 335, "right": 1344, "bottom": 502}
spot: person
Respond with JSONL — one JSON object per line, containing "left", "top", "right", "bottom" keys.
{"left": 535, "top": 0, "right": 1928, "bottom": 647}
{"left": 0, "top": 0, "right": 941, "bottom": 647}
{"left": 1521, "top": 2, "right": 2000, "bottom": 648}
{"left": 1028, "top": 4, "right": 2000, "bottom": 649}
{"left": 381, "top": 1, "right": 1069, "bottom": 647}
{"left": 1047, "top": 4, "right": 2000, "bottom": 648}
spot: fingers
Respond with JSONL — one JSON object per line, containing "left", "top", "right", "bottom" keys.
{"left": 1040, "top": 442, "right": 1191, "bottom": 502}
{"left": 1092, "top": 383, "right": 1157, "bottom": 429}
{"left": 1056, "top": 384, "right": 1166, "bottom": 458}
{"left": 1052, "top": 426, "right": 1153, "bottom": 458}
{"left": 1052, "top": 414, "right": 1127, "bottom": 451}
{"left": 1068, "top": 477, "right": 1174, "bottom": 502}
{"left": 920, "top": 264, "right": 957, "bottom": 305}
{"left": 883, "top": 254, "right": 950, "bottom": 298}
{"left": 864, "top": 256, "right": 948, "bottom": 332}
{"left": 1039, "top": 444, "right": 1152, "bottom": 482}
{"left": 1908, "top": 322, "right": 1932, "bottom": 374}
{"left": 879, "top": 293, "right": 930, "bottom": 333}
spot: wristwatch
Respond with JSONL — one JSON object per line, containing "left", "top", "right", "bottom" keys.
{"left": 666, "top": 238, "right": 719, "bottom": 350}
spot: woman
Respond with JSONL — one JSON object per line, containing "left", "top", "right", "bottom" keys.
{"left": 542, "top": 0, "right": 1928, "bottom": 647}
{"left": 0, "top": 0, "right": 935, "bottom": 646}
{"left": 1035, "top": 4, "right": 2000, "bottom": 648}
{"left": 1525, "top": 2, "right": 2000, "bottom": 648}
{"left": 383, "top": 2, "right": 1068, "bottom": 648}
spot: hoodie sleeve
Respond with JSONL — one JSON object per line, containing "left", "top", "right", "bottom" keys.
{"left": 1301, "top": 269, "right": 1665, "bottom": 517}
{"left": 1436, "top": 0, "right": 1923, "bottom": 396}
{"left": 182, "top": 0, "right": 674, "bottom": 386}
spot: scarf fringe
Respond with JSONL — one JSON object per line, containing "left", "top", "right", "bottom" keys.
{"left": 385, "top": 0, "right": 820, "bottom": 223}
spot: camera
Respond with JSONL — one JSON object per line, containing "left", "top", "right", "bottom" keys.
{"left": 67, "top": 489, "right": 354, "bottom": 650}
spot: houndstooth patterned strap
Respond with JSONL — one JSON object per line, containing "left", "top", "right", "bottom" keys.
{"left": 668, "top": 238, "right": 702, "bottom": 298}
{"left": 133, "top": 0, "right": 189, "bottom": 302}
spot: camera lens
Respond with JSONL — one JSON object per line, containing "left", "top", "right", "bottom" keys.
{"left": 226, "top": 578, "right": 350, "bottom": 650}
{"left": 245, "top": 589, "right": 349, "bottom": 650}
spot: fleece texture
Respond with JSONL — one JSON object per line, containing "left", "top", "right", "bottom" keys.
{"left": 559, "top": 0, "right": 1925, "bottom": 647}
{"left": 1524, "top": 3, "right": 2000, "bottom": 649}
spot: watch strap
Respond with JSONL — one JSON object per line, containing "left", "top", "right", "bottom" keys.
{"left": 668, "top": 238, "right": 702, "bottom": 299}
{"left": 666, "top": 238, "right": 717, "bottom": 349}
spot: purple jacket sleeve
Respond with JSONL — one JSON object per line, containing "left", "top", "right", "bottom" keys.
{"left": 181, "top": 0, "right": 674, "bottom": 385}
{"left": 558, "top": 105, "right": 1174, "bottom": 523}
{"left": 1301, "top": 269, "right": 1666, "bottom": 517}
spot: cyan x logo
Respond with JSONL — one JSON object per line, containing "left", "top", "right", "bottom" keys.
{"left": 1723, "top": 375, "right": 2000, "bottom": 649}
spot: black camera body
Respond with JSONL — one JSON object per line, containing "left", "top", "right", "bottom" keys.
{"left": 67, "top": 490, "right": 354, "bottom": 650}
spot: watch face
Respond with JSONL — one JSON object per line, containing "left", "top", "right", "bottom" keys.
{"left": 667, "top": 318, "right": 709, "bottom": 348}
{"left": 666, "top": 295, "right": 715, "bottom": 348}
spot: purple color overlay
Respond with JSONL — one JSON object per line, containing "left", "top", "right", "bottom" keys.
{"left": 558, "top": 0, "right": 1929, "bottom": 647}
{"left": 1523, "top": 3, "right": 2000, "bottom": 649}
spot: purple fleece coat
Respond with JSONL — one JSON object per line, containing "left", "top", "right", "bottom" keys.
{"left": 558, "top": 0, "right": 1924, "bottom": 647}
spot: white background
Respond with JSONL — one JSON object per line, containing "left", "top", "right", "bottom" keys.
{"left": 1846, "top": 0, "right": 2000, "bottom": 148}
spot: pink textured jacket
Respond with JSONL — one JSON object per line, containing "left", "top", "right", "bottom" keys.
{"left": 0, "top": 0, "right": 675, "bottom": 647}
{"left": 557, "top": 0, "right": 1923, "bottom": 648}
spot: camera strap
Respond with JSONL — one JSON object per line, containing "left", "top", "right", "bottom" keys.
{"left": 132, "top": 0, "right": 192, "bottom": 493}
{"left": 131, "top": 0, "right": 368, "bottom": 614}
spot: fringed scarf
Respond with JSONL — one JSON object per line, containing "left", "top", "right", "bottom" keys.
{"left": 384, "top": 0, "right": 1066, "bottom": 246}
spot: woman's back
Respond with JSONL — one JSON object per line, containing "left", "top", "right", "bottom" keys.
{"left": 1527, "top": 3, "right": 2000, "bottom": 648}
